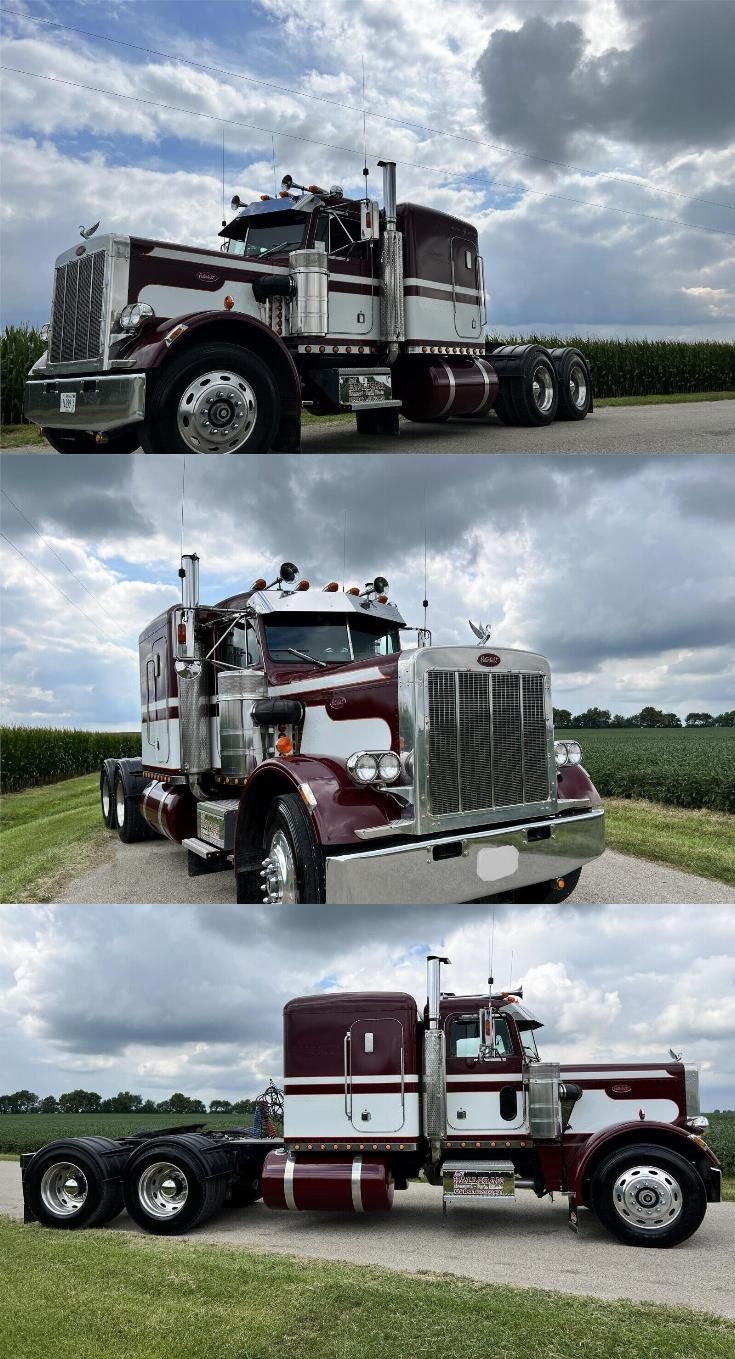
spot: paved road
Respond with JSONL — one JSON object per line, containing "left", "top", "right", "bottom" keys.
{"left": 5, "top": 401, "right": 734, "bottom": 455}
{"left": 54, "top": 837, "right": 734, "bottom": 905}
{"left": 1, "top": 1164, "right": 731, "bottom": 1316}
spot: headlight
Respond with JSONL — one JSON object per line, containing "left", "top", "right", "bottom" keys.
{"left": 555, "top": 739, "right": 583, "bottom": 767}
{"left": 346, "top": 750, "right": 400, "bottom": 786}
{"left": 118, "top": 302, "right": 155, "bottom": 330}
{"left": 39, "top": 322, "right": 50, "bottom": 343}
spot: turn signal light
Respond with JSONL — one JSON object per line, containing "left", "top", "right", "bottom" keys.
{"left": 177, "top": 623, "right": 187, "bottom": 644}
{"left": 276, "top": 734, "right": 294, "bottom": 756}
{"left": 323, "top": 582, "right": 339, "bottom": 592}
{"left": 347, "top": 586, "right": 360, "bottom": 596}
{"left": 297, "top": 580, "right": 310, "bottom": 591}
{"left": 253, "top": 578, "right": 267, "bottom": 590}
{"left": 223, "top": 295, "right": 234, "bottom": 310}
{"left": 377, "top": 594, "right": 388, "bottom": 604}
{"left": 260, "top": 194, "right": 271, "bottom": 201}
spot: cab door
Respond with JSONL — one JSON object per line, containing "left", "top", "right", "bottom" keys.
{"left": 451, "top": 236, "right": 483, "bottom": 339}
{"left": 346, "top": 1017, "right": 405, "bottom": 1134}
{"left": 445, "top": 1013, "right": 527, "bottom": 1132}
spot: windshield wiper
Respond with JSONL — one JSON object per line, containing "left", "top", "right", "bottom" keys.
{"left": 270, "top": 646, "right": 327, "bottom": 668}
{"left": 257, "top": 240, "right": 293, "bottom": 258}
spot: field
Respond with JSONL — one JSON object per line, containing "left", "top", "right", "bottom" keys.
{"left": 557, "top": 727, "right": 735, "bottom": 813}
{"left": 1, "top": 1218, "right": 733, "bottom": 1359}
{"left": 0, "top": 773, "right": 118, "bottom": 903}
{"left": 1, "top": 727, "right": 142, "bottom": 795}
{"left": 489, "top": 334, "right": 735, "bottom": 398}
{"left": 0, "top": 1112, "right": 253, "bottom": 1155}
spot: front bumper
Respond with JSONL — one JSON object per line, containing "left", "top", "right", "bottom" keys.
{"left": 324, "top": 806, "right": 605, "bottom": 904}
{"left": 24, "top": 373, "right": 146, "bottom": 432}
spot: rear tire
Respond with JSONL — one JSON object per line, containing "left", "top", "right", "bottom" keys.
{"left": 100, "top": 760, "right": 117, "bottom": 829}
{"left": 42, "top": 427, "right": 141, "bottom": 454}
{"left": 591, "top": 1144, "right": 707, "bottom": 1247}
{"left": 509, "top": 349, "right": 558, "bottom": 425}
{"left": 25, "top": 1137, "right": 125, "bottom": 1230}
{"left": 550, "top": 348, "right": 592, "bottom": 420}
{"left": 141, "top": 343, "right": 280, "bottom": 454}
{"left": 493, "top": 379, "right": 518, "bottom": 425}
{"left": 261, "top": 793, "right": 325, "bottom": 903}
{"left": 123, "top": 1143, "right": 228, "bottom": 1236}
{"left": 113, "top": 766, "right": 149, "bottom": 844}
{"left": 513, "top": 867, "right": 581, "bottom": 904}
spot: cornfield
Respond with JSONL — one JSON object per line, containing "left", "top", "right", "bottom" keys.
{"left": 488, "top": 335, "right": 735, "bottom": 398}
{"left": 1, "top": 726, "right": 142, "bottom": 794}
{"left": 0, "top": 1113, "right": 261, "bottom": 1154}
{"left": 555, "top": 727, "right": 735, "bottom": 813}
{"left": 1, "top": 326, "right": 45, "bottom": 425}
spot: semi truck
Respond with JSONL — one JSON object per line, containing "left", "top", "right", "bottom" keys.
{"left": 98, "top": 553, "right": 605, "bottom": 905}
{"left": 23, "top": 162, "right": 592, "bottom": 453}
{"left": 21, "top": 956, "right": 720, "bottom": 1247}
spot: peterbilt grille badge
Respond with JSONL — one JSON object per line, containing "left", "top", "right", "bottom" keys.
{"left": 329, "top": 694, "right": 347, "bottom": 708}
{"left": 610, "top": 1083, "right": 632, "bottom": 1094}
{"left": 477, "top": 653, "right": 501, "bottom": 667}
{"left": 196, "top": 270, "right": 219, "bottom": 283}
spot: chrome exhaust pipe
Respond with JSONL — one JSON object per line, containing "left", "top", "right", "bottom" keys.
{"left": 426, "top": 955, "right": 449, "bottom": 1029}
{"left": 179, "top": 553, "right": 200, "bottom": 608}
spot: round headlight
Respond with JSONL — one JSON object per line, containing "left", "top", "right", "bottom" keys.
{"left": 378, "top": 751, "right": 400, "bottom": 783}
{"left": 39, "top": 322, "right": 50, "bottom": 343}
{"left": 554, "top": 740, "right": 569, "bottom": 767}
{"left": 566, "top": 740, "right": 583, "bottom": 765}
{"left": 348, "top": 752, "right": 379, "bottom": 784}
{"left": 118, "top": 302, "right": 155, "bottom": 331}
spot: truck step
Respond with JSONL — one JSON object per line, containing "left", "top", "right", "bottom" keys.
{"left": 182, "top": 836, "right": 228, "bottom": 861}
{"left": 442, "top": 1159, "right": 516, "bottom": 1212}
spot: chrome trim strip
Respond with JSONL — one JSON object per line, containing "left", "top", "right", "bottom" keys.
{"left": 351, "top": 1157, "right": 364, "bottom": 1213}
{"left": 437, "top": 359, "right": 456, "bottom": 417}
{"left": 283, "top": 1156, "right": 297, "bottom": 1210}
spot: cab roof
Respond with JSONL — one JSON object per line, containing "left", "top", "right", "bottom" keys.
{"left": 214, "top": 586, "right": 406, "bottom": 627}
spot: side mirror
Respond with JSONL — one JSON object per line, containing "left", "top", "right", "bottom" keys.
{"left": 478, "top": 1006, "right": 494, "bottom": 1060}
{"left": 174, "top": 605, "right": 201, "bottom": 679}
{"left": 361, "top": 199, "right": 380, "bottom": 241}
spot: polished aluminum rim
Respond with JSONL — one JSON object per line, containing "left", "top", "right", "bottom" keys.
{"left": 532, "top": 364, "right": 555, "bottom": 413}
{"left": 138, "top": 1161, "right": 190, "bottom": 1218}
{"left": 115, "top": 780, "right": 125, "bottom": 827}
{"left": 261, "top": 829, "right": 298, "bottom": 904}
{"left": 612, "top": 1164, "right": 683, "bottom": 1230}
{"left": 40, "top": 1161, "right": 88, "bottom": 1217}
{"left": 177, "top": 370, "right": 258, "bottom": 453}
{"left": 101, "top": 776, "right": 110, "bottom": 818}
{"left": 569, "top": 362, "right": 588, "bottom": 409}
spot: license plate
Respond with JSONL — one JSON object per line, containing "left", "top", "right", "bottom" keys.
{"left": 60, "top": 392, "right": 77, "bottom": 413}
{"left": 339, "top": 373, "right": 392, "bottom": 407}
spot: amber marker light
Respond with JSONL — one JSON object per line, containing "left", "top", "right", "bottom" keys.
{"left": 276, "top": 734, "right": 294, "bottom": 756}
{"left": 223, "top": 295, "right": 235, "bottom": 310}
{"left": 297, "top": 579, "right": 310, "bottom": 591}
{"left": 177, "top": 622, "right": 187, "bottom": 644}
{"left": 377, "top": 594, "right": 389, "bottom": 604}
{"left": 252, "top": 578, "right": 267, "bottom": 590}
{"left": 347, "top": 586, "right": 360, "bottom": 596}
{"left": 323, "top": 582, "right": 339, "bottom": 592}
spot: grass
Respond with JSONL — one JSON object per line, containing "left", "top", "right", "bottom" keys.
{"left": 0, "top": 773, "right": 114, "bottom": 903}
{"left": 594, "top": 390, "right": 734, "bottom": 407}
{"left": 0, "top": 1113, "right": 261, "bottom": 1155}
{"left": 0, "top": 423, "right": 45, "bottom": 448}
{"left": 603, "top": 798, "right": 735, "bottom": 887}
{"left": 1, "top": 1216, "right": 733, "bottom": 1359}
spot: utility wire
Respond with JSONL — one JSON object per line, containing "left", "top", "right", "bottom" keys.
{"left": 2, "top": 64, "right": 734, "bottom": 240}
{"left": 1, "top": 488, "right": 118, "bottom": 622}
{"left": 2, "top": 5, "right": 732, "bottom": 213}
{"left": 0, "top": 530, "right": 130, "bottom": 651}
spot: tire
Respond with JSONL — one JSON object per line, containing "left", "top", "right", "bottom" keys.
{"left": 113, "top": 765, "right": 149, "bottom": 844}
{"left": 509, "top": 349, "right": 558, "bottom": 426}
{"left": 100, "top": 760, "right": 117, "bottom": 829}
{"left": 590, "top": 1144, "right": 707, "bottom": 1248}
{"left": 42, "top": 427, "right": 141, "bottom": 454}
{"left": 493, "top": 378, "right": 518, "bottom": 426}
{"left": 123, "top": 1141, "right": 229, "bottom": 1236}
{"left": 513, "top": 867, "right": 581, "bottom": 904}
{"left": 550, "top": 348, "right": 592, "bottom": 420}
{"left": 229, "top": 1172, "right": 262, "bottom": 1209}
{"left": 141, "top": 343, "right": 280, "bottom": 454}
{"left": 24, "top": 1137, "right": 126, "bottom": 1230}
{"left": 261, "top": 793, "right": 325, "bottom": 904}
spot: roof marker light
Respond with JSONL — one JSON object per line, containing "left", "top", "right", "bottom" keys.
{"left": 347, "top": 587, "right": 360, "bottom": 596}
{"left": 323, "top": 582, "right": 339, "bottom": 592}
{"left": 297, "top": 580, "right": 310, "bottom": 591}
{"left": 253, "top": 578, "right": 267, "bottom": 590}
{"left": 223, "top": 295, "right": 234, "bottom": 310}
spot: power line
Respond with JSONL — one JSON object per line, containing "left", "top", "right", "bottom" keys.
{"left": 2, "top": 5, "right": 732, "bottom": 213}
{"left": 2, "top": 64, "right": 734, "bottom": 240}
{"left": 1, "top": 488, "right": 117, "bottom": 623}
{"left": 0, "top": 530, "right": 130, "bottom": 651}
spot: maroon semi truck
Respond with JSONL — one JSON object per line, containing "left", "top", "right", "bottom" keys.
{"left": 23, "top": 162, "right": 592, "bottom": 453}
{"left": 98, "top": 553, "right": 605, "bottom": 905}
{"left": 21, "top": 956, "right": 720, "bottom": 1247}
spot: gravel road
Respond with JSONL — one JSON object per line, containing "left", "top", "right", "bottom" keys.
{"left": 5, "top": 400, "right": 734, "bottom": 455}
{"left": 1, "top": 1164, "right": 731, "bottom": 1316}
{"left": 54, "top": 838, "right": 734, "bottom": 905}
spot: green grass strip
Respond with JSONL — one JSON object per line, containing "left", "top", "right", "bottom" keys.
{"left": 1, "top": 1216, "right": 733, "bottom": 1359}
{"left": 604, "top": 798, "right": 735, "bottom": 886}
{"left": 0, "top": 774, "right": 113, "bottom": 903}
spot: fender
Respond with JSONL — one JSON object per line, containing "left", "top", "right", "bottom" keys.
{"left": 485, "top": 342, "right": 550, "bottom": 377}
{"left": 233, "top": 755, "right": 405, "bottom": 872}
{"left": 557, "top": 762, "right": 602, "bottom": 804}
{"left": 569, "top": 1120, "right": 720, "bottom": 1203}
{"left": 120, "top": 311, "right": 302, "bottom": 451}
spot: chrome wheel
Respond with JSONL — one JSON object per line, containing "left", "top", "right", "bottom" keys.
{"left": 531, "top": 364, "right": 555, "bottom": 413}
{"left": 138, "top": 1162, "right": 190, "bottom": 1219}
{"left": 40, "top": 1161, "right": 88, "bottom": 1218}
{"left": 101, "top": 775, "right": 110, "bottom": 818}
{"left": 612, "top": 1164, "right": 683, "bottom": 1231}
{"left": 568, "top": 362, "right": 588, "bottom": 410}
{"left": 261, "top": 829, "right": 299, "bottom": 904}
{"left": 115, "top": 779, "right": 125, "bottom": 828}
{"left": 176, "top": 370, "right": 258, "bottom": 453}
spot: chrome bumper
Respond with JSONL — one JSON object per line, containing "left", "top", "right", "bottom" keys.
{"left": 324, "top": 807, "right": 605, "bottom": 905}
{"left": 24, "top": 373, "right": 145, "bottom": 431}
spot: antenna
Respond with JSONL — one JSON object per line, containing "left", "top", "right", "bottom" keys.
{"left": 361, "top": 57, "right": 369, "bottom": 199}
{"left": 422, "top": 491, "right": 429, "bottom": 631}
{"left": 180, "top": 455, "right": 186, "bottom": 587}
{"left": 342, "top": 511, "right": 347, "bottom": 591}
{"left": 509, "top": 949, "right": 514, "bottom": 990}
{"left": 221, "top": 127, "right": 226, "bottom": 227}
{"left": 272, "top": 134, "right": 277, "bottom": 197}
{"left": 488, "top": 910, "right": 495, "bottom": 993}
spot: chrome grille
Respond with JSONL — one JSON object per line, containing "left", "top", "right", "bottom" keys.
{"left": 426, "top": 669, "right": 550, "bottom": 815}
{"left": 49, "top": 250, "right": 106, "bottom": 364}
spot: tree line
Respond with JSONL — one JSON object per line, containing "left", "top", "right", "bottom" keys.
{"left": 0, "top": 1089, "right": 257, "bottom": 1116}
{"left": 553, "top": 706, "right": 735, "bottom": 730}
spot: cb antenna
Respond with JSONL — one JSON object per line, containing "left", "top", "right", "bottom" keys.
{"left": 361, "top": 57, "right": 369, "bottom": 200}
{"left": 272, "top": 134, "right": 277, "bottom": 197}
{"left": 423, "top": 491, "right": 429, "bottom": 631}
{"left": 179, "top": 454, "right": 186, "bottom": 581}
{"left": 489, "top": 910, "right": 495, "bottom": 993}
{"left": 221, "top": 127, "right": 226, "bottom": 227}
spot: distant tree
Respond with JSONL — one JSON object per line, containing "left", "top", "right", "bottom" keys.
{"left": 714, "top": 711, "right": 735, "bottom": 727}
{"left": 0, "top": 1090, "right": 40, "bottom": 1114}
{"left": 209, "top": 1099, "right": 234, "bottom": 1113}
{"left": 39, "top": 1096, "right": 58, "bottom": 1114}
{"left": 232, "top": 1099, "right": 256, "bottom": 1116}
{"left": 572, "top": 707, "right": 611, "bottom": 729}
{"left": 157, "top": 1093, "right": 205, "bottom": 1115}
{"left": 685, "top": 712, "right": 714, "bottom": 727}
{"left": 140, "top": 1099, "right": 157, "bottom": 1113}
{"left": 102, "top": 1091, "right": 143, "bottom": 1113}
{"left": 638, "top": 706, "right": 667, "bottom": 728}
{"left": 58, "top": 1089, "right": 102, "bottom": 1114}
{"left": 553, "top": 708, "right": 572, "bottom": 728}
{"left": 660, "top": 713, "right": 682, "bottom": 728}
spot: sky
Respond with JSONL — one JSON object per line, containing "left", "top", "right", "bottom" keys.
{"left": 1, "top": 902, "right": 733, "bottom": 1108}
{"left": 1, "top": 452, "right": 734, "bottom": 728}
{"left": 1, "top": 0, "right": 734, "bottom": 335}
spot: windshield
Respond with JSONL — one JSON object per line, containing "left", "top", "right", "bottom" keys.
{"left": 227, "top": 215, "right": 306, "bottom": 258}
{"left": 263, "top": 612, "right": 401, "bottom": 664}
{"left": 518, "top": 1026, "right": 539, "bottom": 1062}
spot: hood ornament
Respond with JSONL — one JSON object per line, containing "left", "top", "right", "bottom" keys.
{"left": 468, "top": 620, "right": 492, "bottom": 646}
{"left": 79, "top": 221, "right": 100, "bottom": 239}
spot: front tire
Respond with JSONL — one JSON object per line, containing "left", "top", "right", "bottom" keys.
{"left": 261, "top": 793, "right": 325, "bottom": 903}
{"left": 42, "top": 427, "right": 141, "bottom": 454}
{"left": 141, "top": 343, "right": 280, "bottom": 453}
{"left": 591, "top": 1144, "right": 707, "bottom": 1247}
{"left": 513, "top": 867, "right": 581, "bottom": 904}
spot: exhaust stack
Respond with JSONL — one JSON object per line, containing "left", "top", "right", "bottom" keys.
{"left": 423, "top": 955, "right": 449, "bottom": 1156}
{"left": 179, "top": 553, "right": 200, "bottom": 608}
{"left": 426, "top": 954, "right": 449, "bottom": 1029}
{"left": 377, "top": 159, "right": 404, "bottom": 356}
